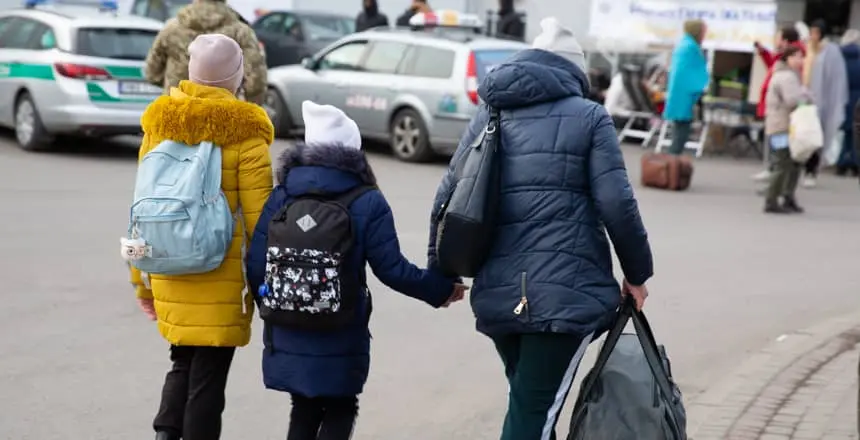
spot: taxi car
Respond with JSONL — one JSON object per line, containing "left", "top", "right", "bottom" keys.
{"left": 0, "top": 0, "right": 163, "bottom": 151}
{"left": 265, "top": 10, "right": 528, "bottom": 162}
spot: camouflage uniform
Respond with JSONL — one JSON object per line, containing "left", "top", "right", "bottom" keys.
{"left": 144, "top": 0, "right": 267, "bottom": 103}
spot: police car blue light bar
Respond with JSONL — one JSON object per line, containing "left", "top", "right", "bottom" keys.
{"left": 408, "top": 10, "right": 482, "bottom": 29}
{"left": 24, "top": 0, "right": 118, "bottom": 11}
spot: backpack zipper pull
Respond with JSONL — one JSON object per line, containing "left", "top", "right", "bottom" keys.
{"left": 513, "top": 297, "right": 527, "bottom": 315}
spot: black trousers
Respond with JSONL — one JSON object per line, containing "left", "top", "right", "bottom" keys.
{"left": 805, "top": 149, "right": 821, "bottom": 176}
{"left": 153, "top": 345, "right": 236, "bottom": 440}
{"left": 287, "top": 394, "right": 358, "bottom": 440}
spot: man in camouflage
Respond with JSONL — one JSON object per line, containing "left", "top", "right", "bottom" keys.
{"left": 144, "top": 0, "right": 267, "bottom": 104}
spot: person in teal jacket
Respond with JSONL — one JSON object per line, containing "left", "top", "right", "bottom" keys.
{"left": 663, "top": 19, "right": 710, "bottom": 155}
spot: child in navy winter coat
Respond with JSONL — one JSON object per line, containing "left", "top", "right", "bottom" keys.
{"left": 246, "top": 101, "right": 464, "bottom": 440}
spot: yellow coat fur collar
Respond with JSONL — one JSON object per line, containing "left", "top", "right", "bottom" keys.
{"left": 141, "top": 81, "right": 274, "bottom": 146}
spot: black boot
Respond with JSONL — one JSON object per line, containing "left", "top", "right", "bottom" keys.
{"left": 764, "top": 200, "right": 789, "bottom": 214}
{"left": 155, "top": 432, "right": 180, "bottom": 440}
{"left": 782, "top": 197, "right": 804, "bottom": 213}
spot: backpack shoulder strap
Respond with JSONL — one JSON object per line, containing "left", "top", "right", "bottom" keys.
{"left": 198, "top": 141, "right": 222, "bottom": 201}
{"left": 334, "top": 185, "right": 377, "bottom": 208}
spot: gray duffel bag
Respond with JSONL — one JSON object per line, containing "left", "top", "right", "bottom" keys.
{"left": 568, "top": 297, "right": 687, "bottom": 440}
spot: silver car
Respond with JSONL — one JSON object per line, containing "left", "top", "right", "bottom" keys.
{"left": 0, "top": 1, "right": 163, "bottom": 151}
{"left": 266, "top": 24, "right": 528, "bottom": 162}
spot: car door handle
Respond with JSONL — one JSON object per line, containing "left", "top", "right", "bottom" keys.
{"left": 333, "top": 82, "right": 347, "bottom": 88}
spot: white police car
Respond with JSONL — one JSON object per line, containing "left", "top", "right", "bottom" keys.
{"left": 0, "top": 0, "right": 163, "bottom": 151}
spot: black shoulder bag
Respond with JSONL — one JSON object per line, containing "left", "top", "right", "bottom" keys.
{"left": 435, "top": 107, "right": 502, "bottom": 278}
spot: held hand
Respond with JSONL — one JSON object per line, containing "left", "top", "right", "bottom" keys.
{"left": 621, "top": 279, "right": 648, "bottom": 311}
{"left": 137, "top": 298, "right": 157, "bottom": 321}
{"left": 441, "top": 283, "right": 470, "bottom": 308}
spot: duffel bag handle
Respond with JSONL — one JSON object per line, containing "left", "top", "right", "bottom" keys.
{"left": 569, "top": 295, "right": 683, "bottom": 439}
{"left": 571, "top": 295, "right": 677, "bottom": 413}
{"left": 630, "top": 302, "right": 680, "bottom": 405}
{"left": 569, "top": 295, "right": 632, "bottom": 422}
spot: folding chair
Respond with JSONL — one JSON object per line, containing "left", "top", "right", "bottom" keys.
{"left": 615, "top": 65, "right": 660, "bottom": 147}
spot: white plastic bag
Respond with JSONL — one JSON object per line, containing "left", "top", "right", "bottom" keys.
{"left": 788, "top": 105, "right": 824, "bottom": 162}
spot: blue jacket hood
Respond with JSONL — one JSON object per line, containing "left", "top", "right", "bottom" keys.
{"left": 843, "top": 43, "right": 860, "bottom": 60}
{"left": 478, "top": 48, "right": 589, "bottom": 110}
{"left": 276, "top": 144, "right": 377, "bottom": 196}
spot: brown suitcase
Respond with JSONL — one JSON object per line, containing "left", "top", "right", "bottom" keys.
{"left": 640, "top": 153, "right": 694, "bottom": 191}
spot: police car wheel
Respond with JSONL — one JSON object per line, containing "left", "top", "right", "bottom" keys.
{"left": 14, "top": 92, "right": 52, "bottom": 152}
{"left": 390, "top": 108, "right": 432, "bottom": 163}
{"left": 265, "top": 87, "right": 292, "bottom": 138}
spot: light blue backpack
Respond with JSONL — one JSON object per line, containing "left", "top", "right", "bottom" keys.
{"left": 126, "top": 140, "right": 233, "bottom": 275}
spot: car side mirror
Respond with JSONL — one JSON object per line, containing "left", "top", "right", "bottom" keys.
{"left": 302, "top": 57, "right": 315, "bottom": 70}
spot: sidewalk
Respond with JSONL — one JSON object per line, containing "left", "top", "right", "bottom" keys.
{"left": 687, "top": 310, "right": 860, "bottom": 440}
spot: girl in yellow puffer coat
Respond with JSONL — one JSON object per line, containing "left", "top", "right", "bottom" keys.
{"left": 130, "top": 34, "right": 273, "bottom": 440}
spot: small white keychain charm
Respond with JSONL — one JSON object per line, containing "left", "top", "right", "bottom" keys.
{"left": 120, "top": 236, "right": 151, "bottom": 261}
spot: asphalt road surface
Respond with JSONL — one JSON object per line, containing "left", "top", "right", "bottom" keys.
{"left": 1, "top": 132, "right": 859, "bottom": 440}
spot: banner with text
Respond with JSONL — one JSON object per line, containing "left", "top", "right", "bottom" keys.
{"left": 589, "top": 0, "right": 777, "bottom": 52}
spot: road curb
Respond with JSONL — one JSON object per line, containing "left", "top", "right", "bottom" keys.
{"left": 686, "top": 308, "right": 860, "bottom": 438}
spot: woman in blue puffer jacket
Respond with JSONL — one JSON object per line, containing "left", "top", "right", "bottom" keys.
{"left": 428, "top": 17, "right": 653, "bottom": 440}
{"left": 246, "top": 101, "right": 464, "bottom": 440}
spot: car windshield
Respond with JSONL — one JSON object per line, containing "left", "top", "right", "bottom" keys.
{"left": 300, "top": 14, "right": 354, "bottom": 41}
{"left": 473, "top": 49, "right": 520, "bottom": 82}
{"left": 165, "top": 0, "right": 189, "bottom": 17}
{"left": 76, "top": 28, "right": 158, "bottom": 60}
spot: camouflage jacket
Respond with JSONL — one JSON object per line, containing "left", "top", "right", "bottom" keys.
{"left": 144, "top": 0, "right": 267, "bottom": 103}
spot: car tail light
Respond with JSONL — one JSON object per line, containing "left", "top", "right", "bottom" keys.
{"left": 54, "top": 63, "right": 111, "bottom": 80}
{"left": 465, "top": 51, "right": 479, "bottom": 105}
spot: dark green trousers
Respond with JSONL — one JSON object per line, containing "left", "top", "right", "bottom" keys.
{"left": 668, "top": 121, "right": 693, "bottom": 155}
{"left": 492, "top": 333, "right": 592, "bottom": 440}
{"left": 766, "top": 148, "right": 801, "bottom": 204}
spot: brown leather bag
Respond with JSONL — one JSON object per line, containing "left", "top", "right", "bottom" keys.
{"left": 640, "top": 153, "right": 694, "bottom": 191}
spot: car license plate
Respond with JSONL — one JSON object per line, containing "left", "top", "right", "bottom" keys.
{"left": 119, "top": 81, "right": 162, "bottom": 95}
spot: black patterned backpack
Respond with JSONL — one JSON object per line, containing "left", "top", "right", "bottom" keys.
{"left": 257, "top": 185, "right": 375, "bottom": 331}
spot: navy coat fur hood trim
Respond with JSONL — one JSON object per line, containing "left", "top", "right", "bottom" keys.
{"left": 276, "top": 143, "right": 377, "bottom": 186}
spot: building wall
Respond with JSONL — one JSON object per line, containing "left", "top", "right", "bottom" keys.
{"left": 472, "top": 0, "right": 860, "bottom": 48}
{"left": 850, "top": 0, "right": 860, "bottom": 29}
{"left": 776, "top": 0, "right": 806, "bottom": 24}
